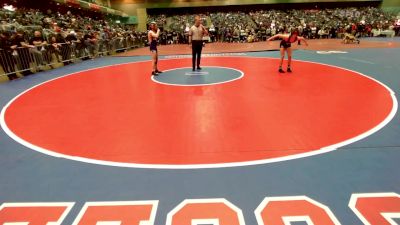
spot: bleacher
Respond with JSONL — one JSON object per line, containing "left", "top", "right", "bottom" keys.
{"left": 1, "top": 5, "right": 399, "bottom": 81}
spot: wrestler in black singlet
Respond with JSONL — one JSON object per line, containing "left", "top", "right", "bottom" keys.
{"left": 280, "top": 35, "right": 298, "bottom": 49}
{"left": 149, "top": 36, "right": 157, "bottom": 52}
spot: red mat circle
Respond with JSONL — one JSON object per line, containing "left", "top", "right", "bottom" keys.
{"left": 1, "top": 57, "right": 396, "bottom": 168}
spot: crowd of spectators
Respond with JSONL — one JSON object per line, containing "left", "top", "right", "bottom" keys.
{"left": 0, "top": 7, "right": 147, "bottom": 80}
{"left": 167, "top": 14, "right": 208, "bottom": 32}
{"left": 1, "top": 4, "right": 399, "bottom": 80}
{"left": 249, "top": 7, "right": 399, "bottom": 40}
{"left": 145, "top": 14, "right": 209, "bottom": 45}
{"left": 147, "top": 14, "right": 167, "bottom": 28}
{"left": 149, "top": 7, "right": 399, "bottom": 43}
{"left": 209, "top": 12, "right": 257, "bottom": 42}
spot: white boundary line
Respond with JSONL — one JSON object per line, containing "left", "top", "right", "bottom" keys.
{"left": 151, "top": 66, "right": 244, "bottom": 87}
{"left": 0, "top": 56, "right": 397, "bottom": 169}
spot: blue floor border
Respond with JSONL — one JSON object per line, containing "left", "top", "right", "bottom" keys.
{"left": 0, "top": 48, "right": 399, "bottom": 225}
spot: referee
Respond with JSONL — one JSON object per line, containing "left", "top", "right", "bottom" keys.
{"left": 189, "top": 15, "right": 208, "bottom": 71}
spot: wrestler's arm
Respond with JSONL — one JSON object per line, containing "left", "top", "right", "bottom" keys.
{"left": 267, "top": 34, "right": 283, "bottom": 41}
{"left": 148, "top": 32, "right": 152, "bottom": 44}
{"left": 149, "top": 29, "right": 160, "bottom": 38}
{"left": 298, "top": 36, "right": 308, "bottom": 46}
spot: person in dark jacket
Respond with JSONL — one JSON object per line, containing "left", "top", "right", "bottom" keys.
{"left": 0, "top": 31, "right": 18, "bottom": 80}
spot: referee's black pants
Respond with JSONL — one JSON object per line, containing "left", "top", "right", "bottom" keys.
{"left": 191, "top": 40, "right": 203, "bottom": 70}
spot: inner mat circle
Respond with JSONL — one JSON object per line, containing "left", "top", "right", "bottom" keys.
{"left": 152, "top": 66, "right": 243, "bottom": 86}
{"left": 1, "top": 57, "right": 396, "bottom": 168}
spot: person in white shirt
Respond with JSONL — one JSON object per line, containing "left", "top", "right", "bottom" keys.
{"left": 189, "top": 15, "right": 208, "bottom": 71}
